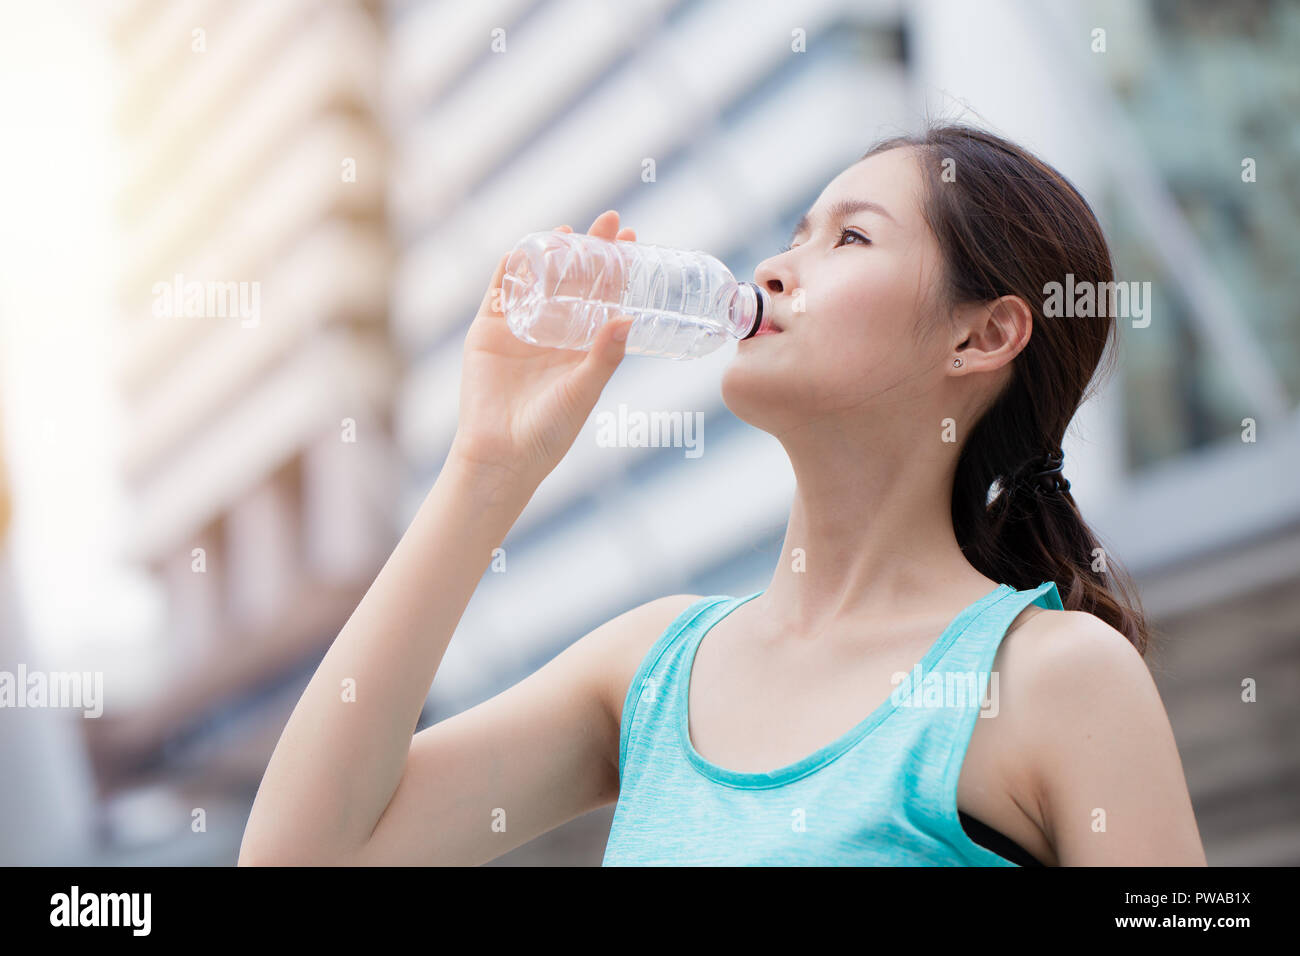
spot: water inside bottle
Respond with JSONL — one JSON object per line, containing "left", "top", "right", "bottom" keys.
{"left": 502, "top": 232, "right": 759, "bottom": 359}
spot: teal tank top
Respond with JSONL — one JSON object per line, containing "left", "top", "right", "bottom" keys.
{"left": 602, "top": 580, "right": 1064, "bottom": 866}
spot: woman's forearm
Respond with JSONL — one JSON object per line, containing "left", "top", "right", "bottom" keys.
{"left": 239, "top": 452, "right": 537, "bottom": 864}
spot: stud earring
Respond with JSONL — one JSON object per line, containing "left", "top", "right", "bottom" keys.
{"left": 953, "top": 357, "right": 964, "bottom": 368}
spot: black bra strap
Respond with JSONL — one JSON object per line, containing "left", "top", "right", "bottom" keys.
{"left": 958, "top": 810, "right": 1045, "bottom": 866}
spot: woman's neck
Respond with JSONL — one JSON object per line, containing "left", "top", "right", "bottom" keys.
{"left": 754, "top": 433, "right": 995, "bottom": 639}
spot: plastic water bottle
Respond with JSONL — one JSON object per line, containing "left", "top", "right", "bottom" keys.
{"left": 499, "top": 230, "right": 774, "bottom": 360}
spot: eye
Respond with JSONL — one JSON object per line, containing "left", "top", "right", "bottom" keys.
{"left": 778, "top": 228, "right": 870, "bottom": 254}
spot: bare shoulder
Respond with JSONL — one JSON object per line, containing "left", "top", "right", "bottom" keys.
{"left": 1004, "top": 606, "right": 1158, "bottom": 766}
{"left": 994, "top": 606, "right": 1203, "bottom": 863}
{"left": 998, "top": 606, "right": 1148, "bottom": 728}
{"left": 588, "top": 594, "right": 709, "bottom": 730}
{"left": 562, "top": 593, "right": 704, "bottom": 800}
{"left": 987, "top": 607, "right": 1142, "bottom": 788}
{"left": 1005, "top": 606, "right": 1145, "bottom": 681}
{"left": 981, "top": 608, "right": 1116, "bottom": 780}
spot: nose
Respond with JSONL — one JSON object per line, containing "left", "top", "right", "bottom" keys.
{"left": 753, "top": 252, "right": 790, "bottom": 296}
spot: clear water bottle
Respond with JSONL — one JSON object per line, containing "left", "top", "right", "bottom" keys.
{"left": 499, "top": 230, "right": 774, "bottom": 360}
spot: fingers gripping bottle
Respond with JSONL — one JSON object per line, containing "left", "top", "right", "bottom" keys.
{"left": 499, "top": 230, "right": 774, "bottom": 360}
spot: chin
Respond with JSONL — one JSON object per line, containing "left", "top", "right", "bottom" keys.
{"left": 720, "top": 354, "right": 793, "bottom": 430}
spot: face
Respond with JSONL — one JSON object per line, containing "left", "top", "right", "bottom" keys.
{"left": 722, "top": 146, "right": 954, "bottom": 434}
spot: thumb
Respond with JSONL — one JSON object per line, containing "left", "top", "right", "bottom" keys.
{"left": 569, "top": 316, "right": 635, "bottom": 396}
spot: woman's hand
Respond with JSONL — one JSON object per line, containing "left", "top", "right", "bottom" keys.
{"left": 449, "top": 210, "right": 637, "bottom": 489}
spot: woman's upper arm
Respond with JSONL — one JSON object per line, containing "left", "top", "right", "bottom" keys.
{"left": 1021, "top": 611, "right": 1208, "bottom": 866}
{"left": 353, "top": 594, "right": 702, "bottom": 866}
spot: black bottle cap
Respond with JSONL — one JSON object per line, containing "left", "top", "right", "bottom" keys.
{"left": 740, "top": 282, "right": 764, "bottom": 339}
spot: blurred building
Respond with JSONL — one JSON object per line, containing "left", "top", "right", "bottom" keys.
{"left": 0, "top": 398, "right": 101, "bottom": 865}
{"left": 86, "top": 0, "right": 397, "bottom": 862}
{"left": 1076, "top": 0, "right": 1300, "bottom": 865}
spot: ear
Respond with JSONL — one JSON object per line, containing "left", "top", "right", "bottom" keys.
{"left": 949, "top": 295, "right": 1032, "bottom": 375}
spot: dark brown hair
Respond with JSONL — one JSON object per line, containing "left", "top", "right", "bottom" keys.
{"left": 860, "top": 123, "right": 1151, "bottom": 655}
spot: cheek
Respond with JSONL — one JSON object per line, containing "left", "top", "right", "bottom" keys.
{"left": 798, "top": 276, "right": 931, "bottom": 399}
{"left": 808, "top": 266, "right": 914, "bottom": 355}
{"left": 722, "top": 256, "right": 932, "bottom": 412}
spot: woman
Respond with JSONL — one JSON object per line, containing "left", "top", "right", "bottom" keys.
{"left": 239, "top": 123, "right": 1207, "bottom": 867}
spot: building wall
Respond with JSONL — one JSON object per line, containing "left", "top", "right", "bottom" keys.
{"left": 93, "top": 0, "right": 399, "bottom": 820}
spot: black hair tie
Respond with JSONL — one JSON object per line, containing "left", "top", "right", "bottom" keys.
{"left": 1006, "top": 447, "right": 1070, "bottom": 498}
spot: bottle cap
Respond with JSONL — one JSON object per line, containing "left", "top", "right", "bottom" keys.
{"left": 739, "top": 282, "right": 769, "bottom": 339}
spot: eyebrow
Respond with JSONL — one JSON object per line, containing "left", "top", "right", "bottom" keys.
{"left": 788, "top": 197, "right": 897, "bottom": 245}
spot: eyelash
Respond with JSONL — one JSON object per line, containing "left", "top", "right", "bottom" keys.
{"left": 779, "top": 228, "right": 870, "bottom": 254}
